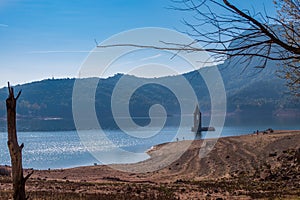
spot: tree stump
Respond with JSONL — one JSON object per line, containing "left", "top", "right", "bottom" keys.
{"left": 6, "top": 82, "right": 32, "bottom": 200}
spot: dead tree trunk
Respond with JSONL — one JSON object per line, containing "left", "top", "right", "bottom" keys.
{"left": 6, "top": 82, "right": 32, "bottom": 200}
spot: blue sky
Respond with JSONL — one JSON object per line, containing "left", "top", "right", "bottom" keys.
{"left": 0, "top": 0, "right": 276, "bottom": 87}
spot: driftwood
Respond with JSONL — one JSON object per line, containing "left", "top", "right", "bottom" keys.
{"left": 6, "top": 82, "right": 33, "bottom": 200}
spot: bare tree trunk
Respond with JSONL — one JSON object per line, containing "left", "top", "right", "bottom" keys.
{"left": 6, "top": 82, "right": 32, "bottom": 200}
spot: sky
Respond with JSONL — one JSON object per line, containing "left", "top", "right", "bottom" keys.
{"left": 0, "top": 0, "right": 276, "bottom": 87}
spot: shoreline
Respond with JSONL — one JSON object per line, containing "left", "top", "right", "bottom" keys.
{"left": 1, "top": 130, "right": 299, "bottom": 199}
{"left": 48, "top": 129, "right": 300, "bottom": 170}
{"left": 2, "top": 129, "right": 299, "bottom": 172}
{"left": 1, "top": 129, "right": 300, "bottom": 171}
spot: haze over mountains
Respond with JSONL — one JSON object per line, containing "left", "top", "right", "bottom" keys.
{"left": 0, "top": 53, "right": 299, "bottom": 132}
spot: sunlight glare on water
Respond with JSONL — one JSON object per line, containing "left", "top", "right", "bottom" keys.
{"left": 0, "top": 119, "right": 299, "bottom": 169}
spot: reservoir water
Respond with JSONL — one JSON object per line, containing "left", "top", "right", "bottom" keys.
{"left": 0, "top": 116, "right": 299, "bottom": 169}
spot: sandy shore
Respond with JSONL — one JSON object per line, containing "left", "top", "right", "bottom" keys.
{"left": 1, "top": 130, "right": 299, "bottom": 199}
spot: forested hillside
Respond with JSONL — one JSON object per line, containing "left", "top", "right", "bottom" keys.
{"left": 0, "top": 60, "right": 299, "bottom": 131}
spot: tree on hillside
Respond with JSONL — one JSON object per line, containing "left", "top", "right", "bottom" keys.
{"left": 99, "top": 0, "right": 300, "bottom": 95}
{"left": 273, "top": 0, "right": 300, "bottom": 95}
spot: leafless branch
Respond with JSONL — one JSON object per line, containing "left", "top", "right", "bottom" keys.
{"left": 98, "top": 0, "right": 300, "bottom": 95}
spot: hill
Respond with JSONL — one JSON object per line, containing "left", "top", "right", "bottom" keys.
{"left": 0, "top": 58, "right": 299, "bottom": 131}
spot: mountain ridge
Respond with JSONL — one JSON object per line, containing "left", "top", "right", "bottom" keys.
{"left": 0, "top": 61, "right": 299, "bottom": 132}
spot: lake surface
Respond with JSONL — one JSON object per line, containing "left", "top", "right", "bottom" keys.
{"left": 1, "top": 117, "right": 299, "bottom": 169}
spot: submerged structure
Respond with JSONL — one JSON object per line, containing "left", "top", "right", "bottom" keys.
{"left": 191, "top": 105, "right": 215, "bottom": 133}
